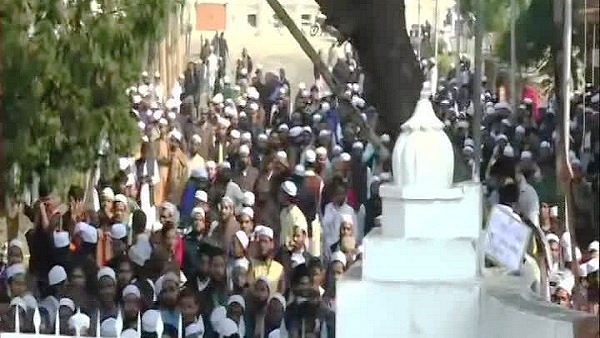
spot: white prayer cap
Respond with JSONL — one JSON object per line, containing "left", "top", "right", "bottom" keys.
{"left": 249, "top": 102, "right": 259, "bottom": 111}
{"left": 240, "top": 68, "right": 248, "bottom": 75}
{"left": 243, "top": 191, "right": 255, "bottom": 206}
{"left": 49, "top": 265, "right": 67, "bottom": 286}
{"left": 464, "top": 138, "right": 474, "bottom": 148}
{"left": 190, "top": 167, "right": 207, "bottom": 179}
{"left": 557, "top": 273, "right": 576, "bottom": 295}
{"left": 501, "top": 118, "right": 511, "bottom": 126}
{"left": 276, "top": 150, "right": 287, "bottom": 160}
{"left": 110, "top": 223, "right": 127, "bottom": 240}
{"left": 298, "top": 82, "right": 306, "bottom": 90}
{"left": 102, "top": 187, "right": 115, "bottom": 199}
{"left": 241, "top": 132, "right": 252, "bottom": 142}
{"left": 114, "top": 193, "right": 128, "bottom": 205}
{"left": 97, "top": 266, "right": 116, "bottom": 281}
{"left": 332, "top": 145, "right": 343, "bottom": 155}
{"left": 280, "top": 86, "right": 287, "bottom": 94}
{"left": 495, "top": 134, "right": 508, "bottom": 142}
{"left": 313, "top": 113, "right": 322, "bottom": 122}
{"left": 503, "top": 145, "right": 514, "bottom": 158}
{"left": 248, "top": 89, "right": 260, "bottom": 100}
{"left": 68, "top": 312, "right": 91, "bottom": 332}
{"left": 74, "top": 222, "right": 98, "bottom": 244}
{"left": 185, "top": 321, "right": 205, "bottom": 337}
{"left": 230, "top": 129, "right": 241, "bottom": 139}
{"left": 132, "top": 95, "right": 142, "bottom": 104}
{"left": 142, "top": 309, "right": 162, "bottom": 332}
{"left": 341, "top": 213, "right": 354, "bottom": 225}
{"left": 223, "top": 75, "right": 231, "bottom": 84}
{"left": 278, "top": 123, "right": 289, "bottom": 132}
{"left": 294, "top": 164, "right": 306, "bottom": 176}
{"left": 289, "top": 126, "right": 303, "bottom": 138}
{"left": 352, "top": 83, "right": 360, "bottom": 92}
{"left": 101, "top": 317, "right": 118, "bottom": 337}
{"left": 219, "top": 318, "right": 239, "bottom": 336}
{"left": 167, "top": 111, "right": 176, "bottom": 120}
{"left": 59, "top": 298, "right": 76, "bottom": 312}
{"left": 352, "top": 141, "right": 364, "bottom": 150}
{"left": 154, "top": 272, "right": 179, "bottom": 295}
{"left": 210, "top": 306, "right": 227, "bottom": 330}
{"left": 351, "top": 95, "right": 366, "bottom": 108}
{"left": 520, "top": 150, "right": 533, "bottom": 160}
{"left": 141, "top": 71, "right": 149, "bottom": 77}
{"left": 122, "top": 284, "right": 141, "bottom": 299}
{"left": 212, "top": 93, "right": 224, "bottom": 104}
{"left": 194, "top": 190, "right": 208, "bottom": 203}
{"left": 331, "top": 251, "right": 347, "bottom": 268}
{"left": 321, "top": 102, "right": 330, "bottom": 111}
{"left": 463, "top": 145, "right": 474, "bottom": 155}
{"left": 523, "top": 97, "right": 533, "bottom": 104}
{"left": 153, "top": 109, "right": 163, "bottom": 120}
{"left": 546, "top": 233, "right": 560, "bottom": 243}
{"left": 258, "top": 133, "right": 268, "bottom": 141}
{"left": 141, "top": 135, "right": 149, "bottom": 143}
{"left": 239, "top": 111, "right": 248, "bottom": 119}
{"left": 128, "top": 245, "right": 149, "bottom": 267}
{"left": 253, "top": 225, "right": 274, "bottom": 240}
{"left": 540, "top": 141, "right": 551, "bottom": 149}
{"left": 281, "top": 180, "right": 298, "bottom": 197}
{"left": 515, "top": 125, "right": 526, "bottom": 134}
{"left": 315, "top": 147, "right": 327, "bottom": 156}
{"left": 305, "top": 149, "right": 317, "bottom": 163}
{"left": 206, "top": 160, "right": 217, "bottom": 169}
{"left": 6, "top": 263, "right": 26, "bottom": 280}
{"left": 240, "top": 206, "right": 254, "bottom": 219}
{"left": 234, "top": 231, "right": 250, "bottom": 249}
{"left": 340, "top": 152, "right": 352, "bottom": 162}
{"left": 218, "top": 116, "right": 231, "bottom": 128}
{"left": 169, "top": 129, "right": 183, "bottom": 142}
{"left": 227, "top": 294, "right": 246, "bottom": 311}
{"left": 191, "top": 207, "right": 205, "bottom": 219}
{"left": 219, "top": 161, "right": 231, "bottom": 169}
{"left": 589, "top": 241, "right": 599, "bottom": 252}
{"left": 158, "top": 118, "right": 168, "bottom": 126}
{"left": 8, "top": 238, "right": 22, "bottom": 249}
{"left": 233, "top": 259, "right": 250, "bottom": 271}
{"left": 269, "top": 328, "right": 281, "bottom": 338}
{"left": 118, "top": 329, "right": 138, "bottom": 338}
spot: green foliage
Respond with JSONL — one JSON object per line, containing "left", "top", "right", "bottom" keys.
{"left": 2, "top": 0, "right": 180, "bottom": 192}
{"left": 460, "top": 0, "right": 531, "bottom": 35}
{"left": 437, "top": 52, "right": 454, "bottom": 77}
{"left": 494, "top": 0, "right": 585, "bottom": 69}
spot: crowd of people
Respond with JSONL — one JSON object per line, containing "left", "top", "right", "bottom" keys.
{"left": 432, "top": 57, "right": 600, "bottom": 313}
{"left": 0, "top": 38, "right": 598, "bottom": 337}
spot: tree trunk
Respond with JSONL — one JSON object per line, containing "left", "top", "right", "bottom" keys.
{"left": 316, "top": 0, "right": 424, "bottom": 140}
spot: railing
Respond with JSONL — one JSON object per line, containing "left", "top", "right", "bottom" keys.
{"left": 0, "top": 306, "right": 183, "bottom": 338}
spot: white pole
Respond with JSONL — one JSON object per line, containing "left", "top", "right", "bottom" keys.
{"left": 418, "top": 0, "right": 422, "bottom": 59}
{"left": 510, "top": 0, "right": 518, "bottom": 113}
{"left": 455, "top": 1, "right": 462, "bottom": 78}
{"left": 433, "top": 0, "right": 440, "bottom": 93}
{"left": 472, "top": 0, "right": 484, "bottom": 183}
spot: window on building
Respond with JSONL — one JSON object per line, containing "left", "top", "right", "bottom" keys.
{"left": 247, "top": 14, "right": 257, "bottom": 27}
